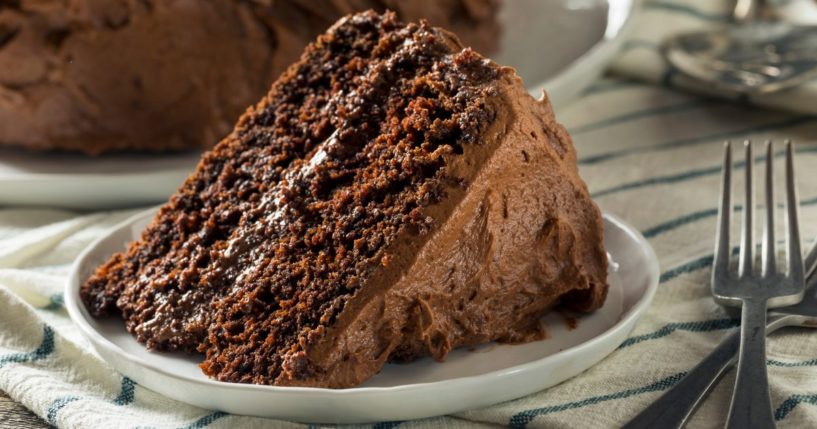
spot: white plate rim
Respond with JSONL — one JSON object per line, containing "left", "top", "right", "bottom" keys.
{"left": 65, "top": 209, "right": 659, "bottom": 400}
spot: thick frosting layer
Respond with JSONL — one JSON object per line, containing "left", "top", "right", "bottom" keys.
{"left": 278, "top": 69, "right": 608, "bottom": 388}
{"left": 0, "top": 0, "right": 498, "bottom": 154}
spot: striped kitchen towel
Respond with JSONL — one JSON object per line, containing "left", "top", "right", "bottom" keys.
{"left": 610, "top": 0, "right": 817, "bottom": 115}
{"left": 2, "top": 80, "right": 817, "bottom": 428}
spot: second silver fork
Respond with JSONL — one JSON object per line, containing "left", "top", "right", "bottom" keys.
{"left": 713, "top": 140, "right": 805, "bottom": 429}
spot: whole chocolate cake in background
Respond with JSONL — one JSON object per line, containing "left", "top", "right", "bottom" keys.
{"left": 80, "top": 10, "right": 608, "bottom": 388}
{"left": 0, "top": 0, "right": 499, "bottom": 155}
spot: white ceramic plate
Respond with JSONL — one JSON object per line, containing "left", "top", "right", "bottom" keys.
{"left": 0, "top": 0, "right": 635, "bottom": 211}
{"left": 65, "top": 210, "right": 658, "bottom": 424}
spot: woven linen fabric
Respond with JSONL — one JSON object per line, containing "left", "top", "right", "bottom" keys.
{"left": 2, "top": 79, "right": 817, "bottom": 428}
{"left": 610, "top": 0, "right": 817, "bottom": 115}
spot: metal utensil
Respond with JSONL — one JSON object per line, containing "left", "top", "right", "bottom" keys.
{"left": 713, "top": 140, "right": 805, "bottom": 429}
{"left": 662, "top": 0, "right": 817, "bottom": 94}
{"left": 622, "top": 239, "right": 817, "bottom": 429}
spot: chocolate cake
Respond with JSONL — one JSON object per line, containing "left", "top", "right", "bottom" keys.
{"left": 0, "top": 0, "right": 499, "bottom": 155}
{"left": 80, "top": 11, "right": 608, "bottom": 388}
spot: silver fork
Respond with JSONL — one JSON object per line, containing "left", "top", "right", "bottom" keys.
{"left": 713, "top": 140, "right": 805, "bottom": 429}
{"left": 622, "top": 242, "right": 817, "bottom": 429}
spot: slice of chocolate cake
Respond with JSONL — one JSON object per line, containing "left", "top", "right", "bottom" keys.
{"left": 81, "top": 11, "right": 608, "bottom": 388}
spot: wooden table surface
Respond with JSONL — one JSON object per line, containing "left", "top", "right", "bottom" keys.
{"left": 0, "top": 389, "right": 50, "bottom": 428}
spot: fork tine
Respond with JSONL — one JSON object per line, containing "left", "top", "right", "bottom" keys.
{"left": 762, "top": 141, "right": 777, "bottom": 276}
{"left": 739, "top": 141, "right": 753, "bottom": 277}
{"left": 714, "top": 142, "right": 733, "bottom": 280}
{"left": 785, "top": 140, "right": 804, "bottom": 282}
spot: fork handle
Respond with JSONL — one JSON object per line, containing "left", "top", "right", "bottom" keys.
{"left": 727, "top": 298, "right": 776, "bottom": 429}
{"left": 622, "top": 314, "right": 797, "bottom": 429}
{"left": 621, "top": 328, "right": 740, "bottom": 429}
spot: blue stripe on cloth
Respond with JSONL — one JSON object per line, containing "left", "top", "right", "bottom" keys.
{"left": 642, "top": 208, "right": 719, "bottom": 238}
{"left": 618, "top": 318, "right": 739, "bottom": 349}
{"left": 504, "top": 361, "right": 814, "bottom": 428}
{"left": 592, "top": 164, "right": 721, "bottom": 199}
{"left": 0, "top": 325, "right": 54, "bottom": 367}
{"left": 641, "top": 195, "right": 817, "bottom": 239}
{"left": 642, "top": 0, "right": 730, "bottom": 22}
{"left": 47, "top": 396, "right": 81, "bottom": 424}
{"left": 570, "top": 100, "right": 711, "bottom": 135}
{"left": 113, "top": 377, "right": 136, "bottom": 406}
{"left": 508, "top": 372, "right": 687, "bottom": 428}
{"left": 591, "top": 144, "right": 817, "bottom": 199}
{"left": 42, "top": 293, "right": 64, "bottom": 311}
{"left": 660, "top": 254, "right": 714, "bottom": 283}
{"left": 372, "top": 421, "right": 405, "bottom": 429}
{"left": 775, "top": 394, "right": 817, "bottom": 420}
{"left": 768, "top": 358, "right": 817, "bottom": 368}
{"left": 660, "top": 240, "right": 815, "bottom": 285}
{"left": 578, "top": 116, "right": 815, "bottom": 165}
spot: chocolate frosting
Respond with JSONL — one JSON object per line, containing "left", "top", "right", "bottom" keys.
{"left": 0, "top": 0, "right": 499, "bottom": 154}
{"left": 276, "top": 69, "right": 608, "bottom": 387}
